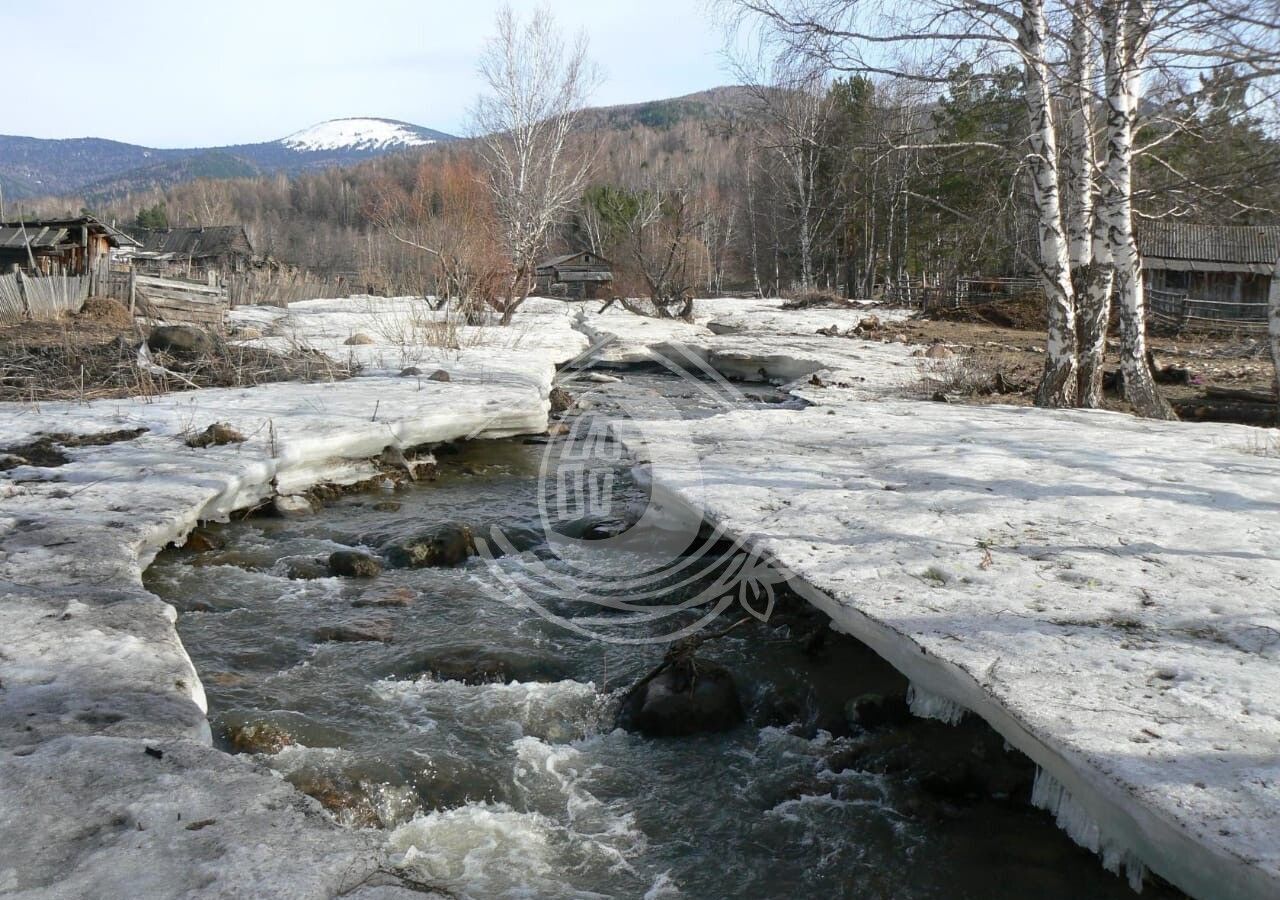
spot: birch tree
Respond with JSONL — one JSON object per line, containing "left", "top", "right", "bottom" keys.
{"left": 474, "top": 5, "right": 599, "bottom": 324}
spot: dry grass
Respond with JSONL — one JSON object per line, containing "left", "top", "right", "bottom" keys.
{"left": 0, "top": 314, "right": 356, "bottom": 403}
{"left": 780, "top": 288, "right": 857, "bottom": 310}
{"left": 918, "top": 350, "right": 1032, "bottom": 401}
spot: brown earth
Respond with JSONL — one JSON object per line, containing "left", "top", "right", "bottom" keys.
{"left": 869, "top": 298, "right": 1277, "bottom": 426}
{"left": 0, "top": 301, "right": 355, "bottom": 402}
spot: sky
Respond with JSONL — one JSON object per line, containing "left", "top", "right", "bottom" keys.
{"left": 5, "top": 1, "right": 731, "bottom": 147}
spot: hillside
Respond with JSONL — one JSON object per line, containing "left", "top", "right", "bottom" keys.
{"left": 0, "top": 118, "right": 456, "bottom": 202}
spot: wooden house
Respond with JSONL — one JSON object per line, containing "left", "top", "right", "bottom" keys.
{"left": 534, "top": 251, "right": 613, "bottom": 300}
{"left": 1138, "top": 221, "right": 1280, "bottom": 327}
{"left": 126, "top": 225, "right": 254, "bottom": 282}
{"left": 0, "top": 216, "right": 138, "bottom": 280}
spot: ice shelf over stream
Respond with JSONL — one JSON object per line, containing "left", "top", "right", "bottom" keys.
{"left": 0, "top": 297, "right": 587, "bottom": 898}
{"left": 594, "top": 303, "right": 1280, "bottom": 899}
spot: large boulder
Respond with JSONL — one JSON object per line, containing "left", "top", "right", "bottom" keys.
{"left": 616, "top": 657, "right": 744, "bottom": 737}
{"left": 148, "top": 325, "right": 214, "bottom": 355}
{"left": 384, "top": 524, "right": 476, "bottom": 568}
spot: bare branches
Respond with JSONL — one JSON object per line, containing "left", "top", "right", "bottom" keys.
{"left": 474, "top": 5, "right": 600, "bottom": 324}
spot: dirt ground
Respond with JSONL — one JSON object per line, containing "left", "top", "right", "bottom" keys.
{"left": 0, "top": 299, "right": 352, "bottom": 403}
{"left": 876, "top": 297, "right": 1277, "bottom": 426}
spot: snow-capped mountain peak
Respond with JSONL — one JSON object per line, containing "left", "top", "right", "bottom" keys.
{"left": 280, "top": 118, "right": 438, "bottom": 152}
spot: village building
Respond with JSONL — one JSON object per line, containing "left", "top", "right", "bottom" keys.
{"left": 1138, "top": 220, "right": 1280, "bottom": 327}
{"left": 0, "top": 216, "right": 138, "bottom": 281}
{"left": 534, "top": 250, "right": 614, "bottom": 300}
{"left": 125, "top": 225, "right": 254, "bottom": 283}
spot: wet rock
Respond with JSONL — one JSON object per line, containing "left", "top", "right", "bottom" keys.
{"left": 352, "top": 587, "right": 415, "bottom": 608}
{"left": 427, "top": 369, "right": 451, "bottom": 382}
{"left": 399, "top": 366, "right": 422, "bottom": 377}
{"left": 226, "top": 721, "right": 295, "bottom": 755}
{"left": 372, "top": 500, "right": 402, "bottom": 512}
{"left": 185, "top": 423, "right": 245, "bottom": 448}
{"left": 616, "top": 657, "right": 744, "bottom": 737}
{"left": 181, "top": 528, "right": 225, "bottom": 553}
{"left": 844, "top": 692, "right": 912, "bottom": 730}
{"left": 343, "top": 333, "right": 375, "bottom": 345}
{"left": 148, "top": 325, "right": 214, "bottom": 355}
{"left": 549, "top": 386, "right": 573, "bottom": 415}
{"left": 384, "top": 524, "right": 475, "bottom": 568}
{"left": 289, "top": 773, "right": 381, "bottom": 829}
{"left": 327, "top": 550, "right": 382, "bottom": 578}
{"left": 283, "top": 558, "right": 330, "bottom": 580}
{"left": 274, "top": 493, "right": 320, "bottom": 518}
{"left": 313, "top": 622, "right": 393, "bottom": 643}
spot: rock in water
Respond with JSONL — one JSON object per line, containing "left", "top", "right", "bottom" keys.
{"left": 327, "top": 550, "right": 382, "bottom": 578}
{"left": 148, "top": 325, "right": 214, "bottom": 355}
{"left": 616, "top": 657, "right": 744, "bottom": 737}
{"left": 549, "top": 386, "right": 573, "bottom": 415}
{"left": 384, "top": 524, "right": 476, "bottom": 568}
{"left": 274, "top": 493, "right": 319, "bottom": 518}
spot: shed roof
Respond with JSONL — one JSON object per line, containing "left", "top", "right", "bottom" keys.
{"left": 536, "top": 250, "right": 613, "bottom": 273}
{"left": 0, "top": 216, "right": 138, "bottom": 251}
{"left": 129, "top": 225, "right": 253, "bottom": 259}
{"left": 1137, "top": 221, "right": 1280, "bottom": 274}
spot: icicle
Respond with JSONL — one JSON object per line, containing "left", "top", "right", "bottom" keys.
{"left": 905, "top": 682, "right": 966, "bottom": 725}
{"left": 1031, "top": 767, "right": 1147, "bottom": 892}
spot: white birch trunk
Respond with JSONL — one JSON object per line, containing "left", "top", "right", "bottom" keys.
{"left": 1068, "top": 1, "right": 1113, "bottom": 406}
{"left": 1022, "top": 0, "right": 1078, "bottom": 407}
{"left": 1269, "top": 275, "right": 1280, "bottom": 421}
{"left": 1100, "top": 0, "right": 1174, "bottom": 419}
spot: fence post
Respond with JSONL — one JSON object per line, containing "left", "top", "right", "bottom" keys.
{"left": 15, "top": 269, "right": 30, "bottom": 318}
{"left": 128, "top": 269, "right": 137, "bottom": 314}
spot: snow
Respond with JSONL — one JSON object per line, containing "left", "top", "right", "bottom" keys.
{"left": 605, "top": 314, "right": 1280, "bottom": 898}
{"left": 281, "top": 118, "right": 437, "bottom": 152}
{"left": 0, "top": 296, "right": 585, "bottom": 898}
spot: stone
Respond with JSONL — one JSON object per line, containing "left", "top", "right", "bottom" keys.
{"left": 372, "top": 500, "right": 402, "bottom": 512}
{"left": 185, "top": 423, "right": 246, "bottom": 449}
{"left": 924, "top": 343, "right": 954, "bottom": 360}
{"left": 343, "top": 333, "right": 375, "bottom": 345}
{"left": 327, "top": 550, "right": 383, "bottom": 578}
{"left": 233, "top": 326, "right": 263, "bottom": 340}
{"left": 226, "top": 721, "right": 295, "bottom": 755}
{"left": 313, "top": 623, "right": 393, "bottom": 644}
{"left": 615, "top": 657, "right": 744, "bottom": 737}
{"left": 284, "top": 558, "right": 329, "bottom": 581}
{"left": 549, "top": 386, "right": 573, "bottom": 415}
{"left": 384, "top": 524, "right": 475, "bottom": 569}
{"left": 148, "top": 325, "right": 214, "bottom": 356}
{"left": 844, "top": 692, "right": 912, "bottom": 730}
{"left": 427, "top": 369, "right": 451, "bottom": 382}
{"left": 181, "top": 528, "right": 224, "bottom": 553}
{"left": 399, "top": 367, "right": 422, "bottom": 377}
{"left": 274, "top": 493, "right": 320, "bottom": 518}
{"left": 352, "top": 587, "right": 415, "bottom": 609}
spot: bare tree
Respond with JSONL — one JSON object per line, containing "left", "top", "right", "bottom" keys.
{"left": 474, "top": 5, "right": 599, "bottom": 324}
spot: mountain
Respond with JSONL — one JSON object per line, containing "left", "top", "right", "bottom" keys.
{"left": 0, "top": 117, "right": 456, "bottom": 202}
{"left": 576, "top": 87, "right": 759, "bottom": 131}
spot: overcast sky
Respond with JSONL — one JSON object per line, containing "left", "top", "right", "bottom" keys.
{"left": 6, "top": 1, "right": 730, "bottom": 147}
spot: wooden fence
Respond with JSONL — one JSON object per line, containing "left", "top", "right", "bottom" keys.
{"left": 1148, "top": 288, "right": 1270, "bottom": 333}
{"left": 0, "top": 272, "right": 91, "bottom": 324}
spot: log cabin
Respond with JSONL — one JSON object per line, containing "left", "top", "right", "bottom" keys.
{"left": 1138, "top": 221, "right": 1280, "bottom": 327}
{"left": 534, "top": 251, "right": 614, "bottom": 300}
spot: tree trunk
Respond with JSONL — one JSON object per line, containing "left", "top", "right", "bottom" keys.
{"left": 1100, "top": 0, "right": 1174, "bottom": 419}
{"left": 1269, "top": 277, "right": 1280, "bottom": 418}
{"left": 1022, "top": 0, "right": 1078, "bottom": 407}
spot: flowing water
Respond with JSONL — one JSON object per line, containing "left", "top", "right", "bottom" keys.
{"left": 145, "top": 373, "right": 1181, "bottom": 900}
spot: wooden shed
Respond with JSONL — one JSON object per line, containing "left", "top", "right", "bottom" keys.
{"left": 1138, "top": 221, "right": 1280, "bottom": 328}
{"left": 126, "top": 225, "right": 254, "bottom": 282}
{"left": 0, "top": 216, "right": 137, "bottom": 281}
{"left": 534, "top": 251, "right": 614, "bottom": 300}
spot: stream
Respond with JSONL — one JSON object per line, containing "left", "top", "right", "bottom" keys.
{"left": 144, "top": 371, "right": 1182, "bottom": 899}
